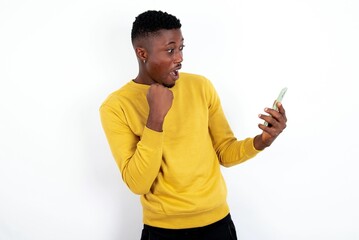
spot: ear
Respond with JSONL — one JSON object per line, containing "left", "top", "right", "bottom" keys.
{"left": 135, "top": 47, "right": 147, "bottom": 62}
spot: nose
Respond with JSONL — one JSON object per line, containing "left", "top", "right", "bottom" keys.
{"left": 174, "top": 50, "right": 183, "bottom": 64}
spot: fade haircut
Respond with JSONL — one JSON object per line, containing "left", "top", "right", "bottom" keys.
{"left": 131, "top": 10, "right": 182, "bottom": 43}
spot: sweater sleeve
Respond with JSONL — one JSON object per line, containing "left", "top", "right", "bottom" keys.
{"left": 205, "top": 79, "right": 261, "bottom": 167}
{"left": 100, "top": 103, "right": 163, "bottom": 194}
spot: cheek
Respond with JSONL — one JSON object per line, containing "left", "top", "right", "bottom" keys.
{"left": 151, "top": 62, "right": 162, "bottom": 72}
{"left": 150, "top": 60, "right": 170, "bottom": 75}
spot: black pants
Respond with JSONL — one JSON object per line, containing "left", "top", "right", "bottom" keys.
{"left": 140, "top": 214, "right": 237, "bottom": 240}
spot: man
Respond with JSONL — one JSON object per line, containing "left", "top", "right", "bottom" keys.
{"left": 100, "top": 10, "right": 287, "bottom": 240}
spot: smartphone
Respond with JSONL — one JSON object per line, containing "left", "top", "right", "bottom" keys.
{"left": 264, "top": 87, "right": 287, "bottom": 126}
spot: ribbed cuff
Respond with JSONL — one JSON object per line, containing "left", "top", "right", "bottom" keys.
{"left": 141, "top": 126, "right": 164, "bottom": 150}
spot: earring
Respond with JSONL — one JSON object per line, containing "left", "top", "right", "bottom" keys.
{"left": 143, "top": 59, "right": 146, "bottom": 64}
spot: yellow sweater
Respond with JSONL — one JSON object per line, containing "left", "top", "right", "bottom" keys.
{"left": 100, "top": 73, "right": 260, "bottom": 229}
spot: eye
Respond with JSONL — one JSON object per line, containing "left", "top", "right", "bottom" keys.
{"left": 167, "top": 48, "right": 174, "bottom": 54}
{"left": 179, "top": 45, "right": 185, "bottom": 51}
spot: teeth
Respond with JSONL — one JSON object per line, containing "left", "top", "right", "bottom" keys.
{"left": 170, "top": 69, "right": 179, "bottom": 77}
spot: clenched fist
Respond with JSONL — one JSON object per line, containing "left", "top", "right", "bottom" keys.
{"left": 146, "top": 84, "right": 174, "bottom": 132}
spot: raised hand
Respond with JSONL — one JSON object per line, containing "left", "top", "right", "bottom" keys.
{"left": 146, "top": 83, "right": 174, "bottom": 132}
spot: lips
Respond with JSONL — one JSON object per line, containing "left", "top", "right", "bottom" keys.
{"left": 170, "top": 70, "right": 179, "bottom": 77}
{"left": 170, "top": 64, "right": 182, "bottom": 78}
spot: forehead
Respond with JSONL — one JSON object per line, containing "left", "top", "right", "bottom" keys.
{"left": 149, "top": 29, "right": 184, "bottom": 46}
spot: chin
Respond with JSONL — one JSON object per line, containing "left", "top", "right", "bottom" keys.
{"left": 163, "top": 82, "right": 175, "bottom": 88}
{"left": 163, "top": 83, "right": 175, "bottom": 88}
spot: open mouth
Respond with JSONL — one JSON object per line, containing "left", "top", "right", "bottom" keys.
{"left": 170, "top": 64, "right": 181, "bottom": 79}
{"left": 170, "top": 70, "right": 179, "bottom": 77}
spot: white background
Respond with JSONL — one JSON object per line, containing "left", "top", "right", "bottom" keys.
{"left": 1, "top": 0, "right": 358, "bottom": 239}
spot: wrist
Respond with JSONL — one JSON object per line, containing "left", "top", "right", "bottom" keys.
{"left": 253, "top": 134, "right": 269, "bottom": 151}
{"left": 146, "top": 113, "right": 165, "bottom": 132}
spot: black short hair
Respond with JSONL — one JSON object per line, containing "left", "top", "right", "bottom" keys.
{"left": 131, "top": 10, "right": 181, "bottom": 43}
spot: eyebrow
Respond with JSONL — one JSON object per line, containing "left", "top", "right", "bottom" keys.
{"left": 166, "top": 38, "right": 185, "bottom": 45}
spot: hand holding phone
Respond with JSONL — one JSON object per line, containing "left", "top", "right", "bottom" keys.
{"left": 264, "top": 87, "right": 287, "bottom": 126}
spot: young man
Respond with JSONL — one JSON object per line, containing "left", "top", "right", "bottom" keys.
{"left": 100, "top": 10, "right": 287, "bottom": 240}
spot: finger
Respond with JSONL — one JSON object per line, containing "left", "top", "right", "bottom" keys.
{"left": 279, "top": 103, "right": 287, "bottom": 122}
{"left": 259, "top": 113, "right": 278, "bottom": 128}
{"left": 262, "top": 108, "right": 279, "bottom": 124}
{"left": 259, "top": 111, "right": 286, "bottom": 134}
{"left": 258, "top": 122, "right": 279, "bottom": 139}
{"left": 273, "top": 103, "right": 287, "bottom": 124}
{"left": 266, "top": 106, "right": 286, "bottom": 125}
{"left": 277, "top": 102, "right": 287, "bottom": 120}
